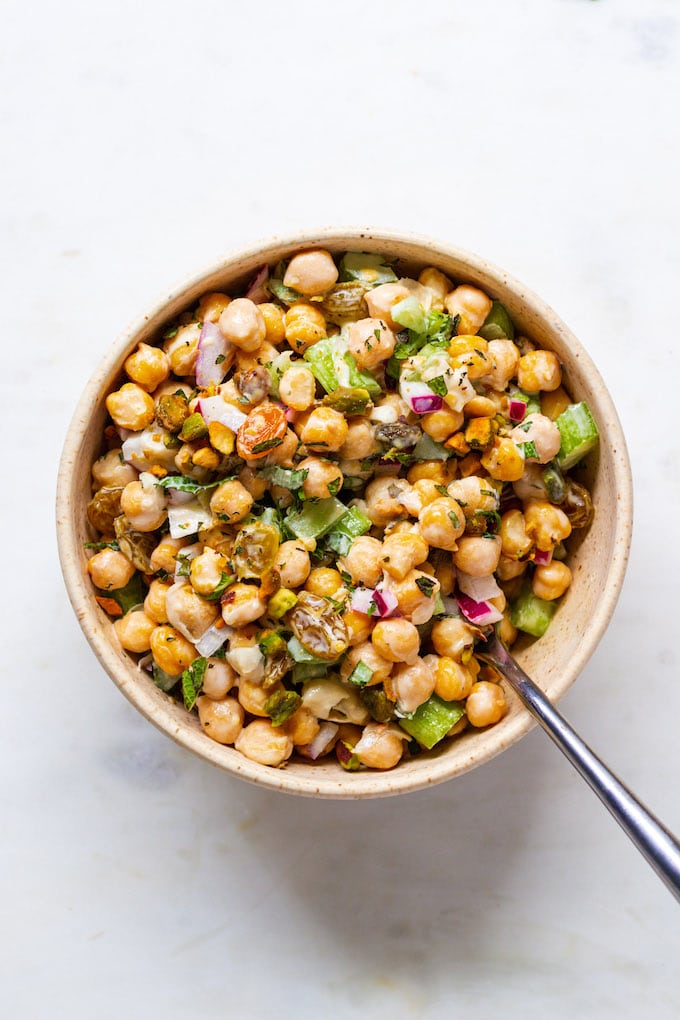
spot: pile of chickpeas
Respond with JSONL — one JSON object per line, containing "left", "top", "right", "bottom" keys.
{"left": 86, "top": 248, "right": 591, "bottom": 771}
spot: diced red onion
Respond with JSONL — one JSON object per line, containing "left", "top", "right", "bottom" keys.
{"left": 306, "top": 722, "right": 339, "bottom": 761}
{"left": 411, "top": 394, "right": 443, "bottom": 414}
{"left": 457, "top": 571, "right": 502, "bottom": 603}
{"left": 508, "top": 398, "right": 527, "bottom": 422}
{"left": 197, "top": 395, "right": 247, "bottom": 433}
{"left": 456, "top": 593, "right": 503, "bottom": 627}
{"left": 350, "top": 587, "right": 399, "bottom": 618}
{"left": 196, "top": 622, "right": 232, "bottom": 658}
{"left": 196, "top": 321, "right": 232, "bottom": 389}
{"left": 244, "top": 264, "right": 270, "bottom": 304}
{"left": 372, "top": 589, "right": 399, "bottom": 618}
{"left": 532, "top": 548, "right": 553, "bottom": 566}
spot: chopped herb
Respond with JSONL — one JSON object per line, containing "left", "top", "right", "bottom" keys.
{"left": 327, "top": 477, "right": 342, "bottom": 496}
{"left": 84, "top": 539, "right": 120, "bottom": 551}
{"left": 215, "top": 354, "right": 225, "bottom": 365}
{"left": 156, "top": 475, "right": 223, "bottom": 494}
{"left": 162, "top": 326, "right": 179, "bottom": 339}
{"left": 434, "top": 484, "right": 449, "bottom": 497}
{"left": 252, "top": 436, "right": 284, "bottom": 455}
{"left": 428, "top": 376, "right": 448, "bottom": 397}
{"left": 520, "top": 441, "right": 538, "bottom": 460}
{"left": 260, "top": 465, "right": 309, "bottom": 490}
{"left": 448, "top": 511, "right": 460, "bottom": 529}
{"left": 415, "top": 576, "right": 437, "bottom": 598}
{"left": 203, "top": 572, "right": 236, "bottom": 602}
{"left": 182, "top": 656, "right": 207, "bottom": 711}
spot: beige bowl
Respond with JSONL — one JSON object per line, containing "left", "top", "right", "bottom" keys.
{"left": 56, "top": 228, "right": 633, "bottom": 798}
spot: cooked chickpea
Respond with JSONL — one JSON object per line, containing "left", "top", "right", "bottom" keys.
{"left": 532, "top": 560, "right": 572, "bottom": 600}
{"left": 124, "top": 342, "right": 170, "bottom": 391}
{"left": 200, "top": 659, "right": 236, "bottom": 700}
{"left": 259, "top": 302, "right": 286, "bottom": 344}
{"left": 190, "top": 547, "right": 228, "bottom": 597}
{"left": 431, "top": 617, "right": 476, "bottom": 660}
{"left": 165, "top": 583, "right": 219, "bottom": 642}
{"left": 337, "top": 421, "right": 379, "bottom": 463}
{"left": 418, "top": 266, "right": 452, "bottom": 309}
{"left": 279, "top": 365, "right": 316, "bottom": 411}
{"left": 120, "top": 475, "right": 167, "bottom": 532}
{"left": 149, "top": 536, "right": 190, "bottom": 574}
{"left": 209, "top": 479, "right": 254, "bottom": 522}
{"left": 341, "top": 641, "right": 393, "bottom": 687}
{"left": 220, "top": 583, "right": 267, "bottom": 627}
{"left": 364, "top": 476, "right": 411, "bottom": 527}
{"left": 338, "top": 535, "right": 384, "bottom": 587}
{"left": 164, "top": 323, "right": 201, "bottom": 376}
{"left": 347, "top": 317, "right": 396, "bottom": 370}
{"left": 380, "top": 532, "right": 429, "bottom": 581}
{"left": 343, "top": 607, "right": 373, "bottom": 646}
{"left": 299, "top": 407, "right": 348, "bottom": 452}
{"left": 498, "top": 611, "right": 518, "bottom": 647}
{"left": 87, "top": 548, "right": 135, "bottom": 591}
{"left": 219, "top": 298, "right": 266, "bottom": 353}
{"left": 496, "top": 554, "right": 528, "bottom": 581}
{"left": 263, "top": 427, "right": 299, "bottom": 467}
{"left": 452, "top": 535, "right": 502, "bottom": 577}
{"left": 283, "top": 706, "right": 321, "bottom": 747}
{"left": 444, "top": 285, "right": 492, "bottom": 336}
{"left": 364, "top": 282, "right": 411, "bottom": 331}
{"left": 354, "top": 724, "right": 405, "bottom": 770}
{"left": 447, "top": 475, "right": 498, "bottom": 516}
{"left": 237, "top": 465, "right": 268, "bottom": 501}
{"left": 412, "top": 479, "right": 444, "bottom": 510}
{"left": 466, "top": 681, "right": 507, "bottom": 727}
{"left": 540, "top": 386, "right": 572, "bottom": 420}
{"left": 197, "top": 291, "right": 231, "bottom": 323}
{"left": 482, "top": 339, "right": 520, "bottom": 391}
{"left": 235, "top": 719, "right": 293, "bottom": 766}
{"left": 418, "top": 497, "right": 466, "bottom": 552}
{"left": 284, "top": 303, "right": 327, "bottom": 353}
{"left": 390, "top": 657, "right": 436, "bottom": 715}
{"left": 450, "top": 336, "right": 490, "bottom": 380}
{"left": 432, "top": 554, "right": 456, "bottom": 596}
{"left": 500, "top": 509, "right": 533, "bottom": 560}
{"left": 150, "top": 625, "right": 196, "bottom": 676}
{"left": 407, "top": 460, "right": 456, "bottom": 486}
{"left": 421, "top": 405, "right": 464, "bottom": 442}
{"left": 524, "top": 500, "right": 572, "bottom": 551}
{"left": 297, "top": 457, "right": 344, "bottom": 500}
{"left": 274, "top": 541, "right": 311, "bottom": 589}
{"left": 517, "top": 350, "right": 562, "bottom": 393}
{"left": 91, "top": 449, "right": 137, "bottom": 489}
{"left": 283, "top": 249, "right": 338, "bottom": 296}
{"left": 105, "top": 383, "right": 155, "bottom": 431}
{"left": 114, "top": 610, "right": 156, "bottom": 653}
{"left": 197, "top": 695, "right": 244, "bottom": 744}
{"left": 510, "top": 414, "right": 561, "bottom": 464}
{"left": 481, "top": 437, "right": 525, "bottom": 482}
{"left": 144, "top": 579, "right": 171, "bottom": 623}
{"left": 371, "top": 619, "right": 420, "bottom": 665}
{"left": 512, "top": 462, "right": 549, "bottom": 502}
{"left": 389, "top": 569, "right": 440, "bottom": 624}
{"left": 371, "top": 392, "right": 411, "bottom": 423}
{"left": 234, "top": 341, "right": 280, "bottom": 375}
{"left": 434, "top": 656, "right": 475, "bottom": 701}
{"left": 237, "top": 677, "right": 283, "bottom": 717}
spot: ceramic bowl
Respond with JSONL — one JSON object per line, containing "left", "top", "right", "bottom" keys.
{"left": 56, "top": 228, "right": 633, "bottom": 798}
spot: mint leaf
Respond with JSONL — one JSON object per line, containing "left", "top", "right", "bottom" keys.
{"left": 182, "top": 657, "right": 207, "bottom": 710}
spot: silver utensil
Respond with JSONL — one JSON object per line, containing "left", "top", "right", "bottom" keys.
{"left": 479, "top": 629, "right": 680, "bottom": 904}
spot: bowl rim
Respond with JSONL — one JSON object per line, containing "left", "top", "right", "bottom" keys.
{"left": 56, "top": 226, "right": 633, "bottom": 798}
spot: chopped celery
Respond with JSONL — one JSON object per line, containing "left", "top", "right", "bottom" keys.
{"left": 479, "top": 300, "right": 515, "bottom": 341}
{"left": 391, "top": 296, "right": 427, "bottom": 333}
{"left": 287, "top": 636, "right": 321, "bottom": 663}
{"left": 510, "top": 583, "right": 557, "bottom": 637}
{"left": 258, "top": 506, "right": 283, "bottom": 535}
{"left": 323, "top": 505, "right": 372, "bottom": 556}
{"left": 542, "top": 462, "right": 566, "bottom": 503}
{"left": 347, "top": 660, "right": 373, "bottom": 688}
{"left": 339, "top": 252, "right": 398, "bottom": 287}
{"left": 510, "top": 386, "right": 541, "bottom": 414}
{"left": 291, "top": 661, "right": 331, "bottom": 684}
{"left": 285, "top": 497, "right": 347, "bottom": 541}
{"left": 268, "top": 588, "right": 298, "bottom": 618}
{"left": 555, "top": 402, "right": 600, "bottom": 470}
{"left": 259, "top": 465, "right": 309, "bottom": 490}
{"left": 398, "top": 694, "right": 465, "bottom": 749}
{"left": 266, "top": 351, "right": 295, "bottom": 397}
{"left": 303, "top": 338, "right": 381, "bottom": 400}
{"left": 343, "top": 352, "right": 382, "bottom": 399}
{"left": 412, "top": 433, "right": 451, "bottom": 461}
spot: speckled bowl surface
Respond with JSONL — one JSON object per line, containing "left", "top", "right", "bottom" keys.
{"left": 56, "top": 228, "right": 633, "bottom": 798}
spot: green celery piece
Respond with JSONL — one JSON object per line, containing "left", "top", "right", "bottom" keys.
{"left": 324, "top": 505, "right": 372, "bottom": 556}
{"left": 291, "top": 661, "right": 331, "bottom": 684}
{"left": 391, "top": 296, "right": 427, "bottom": 333}
{"left": 347, "top": 660, "right": 373, "bottom": 688}
{"left": 285, "top": 497, "right": 347, "bottom": 541}
{"left": 479, "top": 300, "right": 515, "bottom": 341}
{"left": 259, "top": 465, "right": 309, "bottom": 490}
{"left": 287, "top": 636, "right": 328, "bottom": 664}
{"left": 510, "top": 583, "right": 557, "bottom": 637}
{"left": 398, "top": 695, "right": 465, "bottom": 750}
{"left": 303, "top": 338, "right": 338, "bottom": 393}
{"left": 555, "top": 402, "right": 600, "bottom": 470}
{"left": 339, "top": 252, "right": 398, "bottom": 287}
{"left": 342, "top": 352, "right": 382, "bottom": 399}
{"left": 412, "top": 433, "right": 451, "bottom": 461}
{"left": 511, "top": 387, "right": 541, "bottom": 415}
{"left": 266, "top": 351, "right": 295, "bottom": 397}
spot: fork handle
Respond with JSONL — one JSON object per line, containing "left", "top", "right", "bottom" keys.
{"left": 482, "top": 635, "right": 680, "bottom": 904}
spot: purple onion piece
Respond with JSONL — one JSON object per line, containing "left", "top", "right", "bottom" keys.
{"left": 244, "top": 264, "right": 270, "bottom": 304}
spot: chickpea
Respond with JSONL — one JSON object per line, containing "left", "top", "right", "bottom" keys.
{"left": 512, "top": 462, "right": 549, "bottom": 502}
{"left": 149, "top": 536, "right": 190, "bottom": 574}
{"left": 517, "top": 350, "right": 562, "bottom": 393}
{"left": 197, "top": 291, "right": 231, "bottom": 323}
{"left": 412, "top": 479, "right": 444, "bottom": 510}
{"left": 421, "top": 405, "right": 464, "bottom": 442}
{"left": 532, "top": 560, "right": 572, "bottom": 600}
{"left": 91, "top": 449, "right": 137, "bottom": 489}
{"left": 201, "top": 659, "right": 236, "bottom": 700}
{"left": 500, "top": 509, "right": 533, "bottom": 560}
{"left": 220, "top": 583, "right": 267, "bottom": 627}
{"left": 364, "top": 476, "right": 411, "bottom": 527}
{"left": 218, "top": 378, "right": 247, "bottom": 410}
{"left": 120, "top": 475, "right": 167, "bottom": 532}
{"left": 364, "top": 282, "right": 411, "bottom": 331}
{"left": 418, "top": 267, "right": 452, "bottom": 309}
{"left": 380, "top": 532, "right": 429, "bottom": 581}
{"left": 510, "top": 414, "right": 561, "bottom": 465}
{"left": 466, "top": 681, "right": 507, "bottom": 727}
{"left": 347, "top": 317, "right": 396, "bottom": 370}
{"left": 174, "top": 443, "right": 211, "bottom": 482}
{"left": 238, "top": 465, "right": 268, "bottom": 501}
{"left": 390, "top": 657, "right": 436, "bottom": 715}
{"left": 338, "top": 535, "right": 384, "bottom": 587}
{"left": 150, "top": 625, "right": 197, "bottom": 676}
{"left": 340, "top": 641, "right": 393, "bottom": 687}
{"left": 431, "top": 617, "right": 476, "bottom": 660}
{"left": 450, "top": 335, "right": 490, "bottom": 380}
{"left": 299, "top": 407, "right": 348, "bottom": 452}
{"left": 209, "top": 479, "right": 254, "bottom": 522}
{"left": 482, "top": 339, "right": 520, "bottom": 391}
{"left": 272, "top": 541, "right": 309, "bottom": 590}
{"left": 447, "top": 475, "right": 499, "bottom": 516}
{"left": 190, "top": 547, "right": 228, "bottom": 597}
{"left": 165, "top": 583, "right": 219, "bottom": 642}
{"left": 407, "top": 460, "right": 456, "bottom": 486}
{"left": 124, "top": 342, "right": 170, "bottom": 392}
{"left": 105, "top": 383, "right": 155, "bottom": 431}
{"left": 498, "top": 611, "right": 518, "bottom": 647}
{"left": 144, "top": 579, "right": 171, "bottom": 623}
{"left": 279, "top": 365, "right": 316, "bottom": 411}
{"left": 259, "top": 302, "right": 286, "bottom": 344}
{"left": 480, "top": 436, "right": 525, "bottom": 482}
{"left": 444, "top": 285, "right": 493, "bottom": 336}
{"left": 343, "top": 607, "right": 373, "bottom": 646}
{"left": 235, "top": 719, "right": 293, "bottom": 766}
{"left": 541, "top": 386, "right": 572, "bottom": 421}
{"left": 263, "top": 427, "right": 299, "bottom": 467}
{"left": 371, "top": 392, "right": 411, "bottom": 423}
{"left": 338, "top": 419, "right": 380, "bottom": 460}
{"left": 434, "top": 656, "right": 475, "bottom": 701}
{"left": 284, "top": 303, "right": 327, "bottom": 353}
{"left": 238, "top": 677, "right": 283, "bottom": 717}
{"left": 355, "top": 723, "right": 405, "bottom": 770}
{"left": 389, "top": 569, "right": 440, "bottom": 625}
{"left": 164, "top": 323, "right": 201, "bottom": 376}
{"left": 114, "top": 610, "right": 156, "bottom": 653}
{"left": 305, "top": 567, "right": 344, "bottom": 598}
{"left": 418, "top": 497, "right": 466, "bottom": 551}
{"left": 219, "top": 298, "right": 266, "bottom": 353}
{"left": 283, "top": 706, "right": 321, "bottom": 746}
{"left": 432, "top": 554, "right": 456, "bottom": 596}
{"left": 371, "top": 619, "right": 420, "bottom": 665}
{"left": 297, "top": 457, "right": 343, "bottom": 500}
{"left": 524, "top": 500, "right": 572, "bottom": 551}
{"left": 496, "top": 554, "right": 528, "bottom": 581}
{"left": 87, "top": 548, "right": 135, "bottom": 591}
{"left": 453, "top": 535, "right": 502, "bottom": 577}
{"left": 197, "top": 695, "right": 244, "bottom": 745}
{"left": 283, "top": 249, "right": 338, "bottom": 296}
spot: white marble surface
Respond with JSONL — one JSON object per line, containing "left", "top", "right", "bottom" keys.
{"left": 2, "top": 0, "right": 679, "bottom": 1015}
